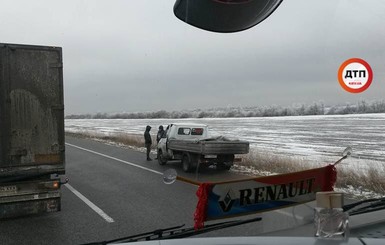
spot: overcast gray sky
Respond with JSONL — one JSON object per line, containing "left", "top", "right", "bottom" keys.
{"left": 1, "top": 0, "right": 384, "bottom": 115}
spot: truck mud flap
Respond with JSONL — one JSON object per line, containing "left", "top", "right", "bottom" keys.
{"left": 0, "top": 196, "right": 60, "bottom": 219}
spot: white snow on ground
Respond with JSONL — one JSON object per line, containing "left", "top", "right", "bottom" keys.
{"left": 65, "top": 113, "right": 385, "bottom": 165}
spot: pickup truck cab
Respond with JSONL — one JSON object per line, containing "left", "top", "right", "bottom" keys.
{"left": 157, "top": 123, "right": 249, "bottom": 172}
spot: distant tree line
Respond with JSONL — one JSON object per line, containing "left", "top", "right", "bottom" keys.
{"left": 65, "top": 100, "right": 385, "bottom": 119}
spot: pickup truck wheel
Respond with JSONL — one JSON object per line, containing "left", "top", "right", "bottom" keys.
{"left": 223, "top": 164, "right": 232, "bottom": 170}
{"left": 182, "top": 155, "right": 192, "bottom": 173}
{"left": 157, "top": 150, "right": 167, "bottom": 165}
{"left": 218, "top": 154, "right": 234, "bottom": 171}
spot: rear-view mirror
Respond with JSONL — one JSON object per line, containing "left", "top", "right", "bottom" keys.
{"left": 174, "top": 0, "right": 283, "bottom": 33}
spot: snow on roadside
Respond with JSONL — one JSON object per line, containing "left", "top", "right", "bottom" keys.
{"left": 335, "top": 186, "right": 384, "bottom": 199}
{"left": 87, "top": 137, "right": 156, "bottom": 154}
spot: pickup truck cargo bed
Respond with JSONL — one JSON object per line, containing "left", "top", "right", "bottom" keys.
{"left": 168, "top": 138, "right": 249, "bottom": 155}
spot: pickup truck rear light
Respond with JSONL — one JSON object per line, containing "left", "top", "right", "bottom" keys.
{"left": 204, "top": 155, "right": 217, "bottom": 159}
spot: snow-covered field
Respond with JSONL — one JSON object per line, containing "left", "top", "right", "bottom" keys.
{"left": 65, "top": 114, "right": 385, "bottom": 164}
{"left": 66, "top": 114, "right": 385, "bottom": 197}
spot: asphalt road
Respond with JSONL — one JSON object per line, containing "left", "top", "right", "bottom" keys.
{"left": 0, "top": 136, "right": 316, "bottom": 245}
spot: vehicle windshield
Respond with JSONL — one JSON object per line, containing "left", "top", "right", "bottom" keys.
{"left": 1, "top": 0, "right": 385, "bottom": 244}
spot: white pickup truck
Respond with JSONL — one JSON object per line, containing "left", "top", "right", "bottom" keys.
{"left": 157, "top": 123, "right": 249, "bottom": 172}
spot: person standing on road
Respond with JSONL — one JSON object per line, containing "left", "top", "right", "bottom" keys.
{"left": 155, "top": 125, "right": 165, "bottom": 160}
{"left": 156, "top": 125, "right": 165, "bottom": 144}
{"left": 144, "top": 125, "right": 152, "bottom": 161}
{"left": 165, "top": 125, "right": 170, "bottom": 136}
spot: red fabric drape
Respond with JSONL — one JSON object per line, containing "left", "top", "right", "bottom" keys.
{"left": 194, "top": 183, "right": 212, "bottom": 230}
{"left": 324, "top": 164, "right": 337, "bottom": 191}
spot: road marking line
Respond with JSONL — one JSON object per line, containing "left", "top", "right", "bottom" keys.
{"left": 66, "top": 143, "right": 308, "bottom": 223}
{"left": 65, "top": 143, "right": 162, "bottom": 175}
{"left": 65, "top": 183, "right": 115, "bottom": 223}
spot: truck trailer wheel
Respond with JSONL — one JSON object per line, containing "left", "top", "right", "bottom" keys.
{"left": 157, "top": 150, "right": 167, "bottom": 165}
{"left": 182, "top": 154, "right": 193, "bottom": 172}
{"left": 217, "top": 163, "right": 232, "bottom": 171}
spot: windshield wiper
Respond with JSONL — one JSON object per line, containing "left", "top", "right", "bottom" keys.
{"left": 343, "top": 197, "right": 385, "bottom": 216}
{"left": 82, "top": 216, "right": 262, "bottom": 245}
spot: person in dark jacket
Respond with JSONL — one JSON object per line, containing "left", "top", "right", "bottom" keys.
{"left": 144, "top": 125, "right": 152, "bottom": 161}
{"left": 165, "top": 125, "right": 170, "bottom": 136}
{"left": 156, "top": 125, "right": 165, "bottom": 144}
